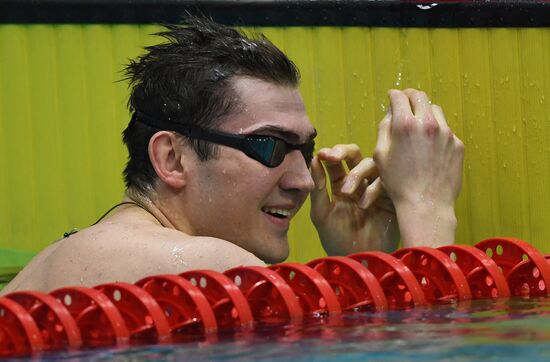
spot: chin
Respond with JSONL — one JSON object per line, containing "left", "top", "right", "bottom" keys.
{"left": 257, "top": 244, "right": 289, "bottom": 265}
{"left": 262, "top": 254, "right": 288, "bottom": 265}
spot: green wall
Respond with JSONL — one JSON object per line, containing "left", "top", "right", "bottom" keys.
{"left": 1, "top": 25, "right": 549, "bottom": 268}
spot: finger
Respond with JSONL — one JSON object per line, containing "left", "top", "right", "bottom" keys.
{"left": 316, "top": 147, "right": 346, "bottom": 185}
{"left": 358, "top": 177, "right": 383, "bottom": 210}
{"left": 374, "top": 112, "right": 392, "bottom": 157}
{"left": 403, "top": 88, "right": 432, "bottom": 121}
{"left": 309, "top": 156, "right": 331, "bottom": 222}
{"left": 317, "top": 144, "right": 363, "bottom": 191}
{"left": 342, "top": 144, "right": 363, "bottom": 170}
{"left": 389, "top": 89, "right": 414, "bottom": 128}
{"left": 322, "top": 159, "right": 347, "bottom": 191}
{"left": 341, "top": 157, "right": 378, "bottom": 196}
{"left": 317, "top": 144, "right": 364, "bottom": 169}
{"left": 431, "top": 104, "right": 450, "bottom": 129}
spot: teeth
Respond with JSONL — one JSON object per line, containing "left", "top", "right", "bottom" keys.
{"left": 262, "top": 207, "right": 292, "bottom": 217}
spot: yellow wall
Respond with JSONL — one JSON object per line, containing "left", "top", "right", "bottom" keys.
{"left": 0, "top": 25, "right": 549, "bottom": 266}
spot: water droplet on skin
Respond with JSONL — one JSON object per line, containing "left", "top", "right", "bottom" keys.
{"left": 383, "top": 217, "right": 394, "bottom": 241}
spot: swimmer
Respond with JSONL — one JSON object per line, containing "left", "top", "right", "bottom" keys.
{"left": 1, "top": 16, "right": 463, "bottom": 294}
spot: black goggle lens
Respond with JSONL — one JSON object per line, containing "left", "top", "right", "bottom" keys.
{"left": 247, "top": 136, "right": 314, "bottom": 168}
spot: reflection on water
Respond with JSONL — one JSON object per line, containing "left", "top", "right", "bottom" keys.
{"left": 30, "top": 298, "right": 550, "bottom": 361}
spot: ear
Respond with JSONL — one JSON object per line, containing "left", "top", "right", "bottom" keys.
{"left": 148, "top": 131, "right": 187, "bottom": 189}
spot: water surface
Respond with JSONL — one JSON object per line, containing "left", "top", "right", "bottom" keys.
{"left": 28, "top": 298, "right": 550, "bottom": 362}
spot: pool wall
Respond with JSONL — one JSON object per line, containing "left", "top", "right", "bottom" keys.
{"left": 0, "top": 1, "right": 549, "bottom": 268}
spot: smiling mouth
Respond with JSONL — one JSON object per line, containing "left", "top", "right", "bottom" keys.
{"left": 262, "top": 207, "right": 292, "bottom": 219}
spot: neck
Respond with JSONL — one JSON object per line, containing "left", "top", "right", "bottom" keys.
{"left": 124, "top": 188, "right": 176, "bottom": 229}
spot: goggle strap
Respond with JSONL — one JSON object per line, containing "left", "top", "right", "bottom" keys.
{"left": 133, "top": 111, "right": 271, "bottom": 165}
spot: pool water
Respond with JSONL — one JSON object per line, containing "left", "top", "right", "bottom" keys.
{"left": 24, "top": 298, "right": 550, "bottom": 361}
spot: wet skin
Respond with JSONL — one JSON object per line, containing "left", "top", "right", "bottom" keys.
{"left": 1, "top": 82, "right": 464, "bottom": 293}
{"left": 1, "top": 77, "right": 315, "bottom": 292}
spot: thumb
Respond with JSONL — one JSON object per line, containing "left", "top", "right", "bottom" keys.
{"left": 309, "top": 156, "right": 331, "bottom": 224}
{"left": 374, "top": 111, "right": 392, "bottom": 160}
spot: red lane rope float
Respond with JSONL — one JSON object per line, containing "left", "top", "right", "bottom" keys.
{"left": 269, "top": 262, "right": 341, "bottom": 316}
{"left": 438, "top": 245, "right": 511, "bottom": 299}
{"left": 5, "top": 291, "right": 81, "bottom": 351}
{"left": 348, "top": 252, "right": 427, "bottom": 309}
{"left": 506, "top": 254, "right": 550, "bottom": 297}
{"left": 178, "top": 270, "right": 253, "bottom": 329}
{"left": 224, "top": 266, "right": 303, "bottom": 323}
{"left": 136, "top": 274, "right": 218, "bottom": 337}
{"left": 5, "top": 237, "right": 550, "bottom": 359}
{"left": 94, "top": 282, "right": 171, "bottom": 344}
{"left": 306, "top": 256, "right": 388, "bottom": 311}
{"left": 0, "top": 297, "right": 44, "bottom": 357}
{"left": 475, "top": 238, "right": 550, "bottom": 293}
{"left": 50, "top": 287, "right": 130, "bottom": 348}
{"left": 392, "top": 247, "right": 471, "bottom": 303}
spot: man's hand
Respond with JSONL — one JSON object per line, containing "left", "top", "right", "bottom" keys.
{"left": 310, "top": 144, "right": 400, "bottom": 256}
{"left": 374, "top": 89, "right": 464, "bottom": 248}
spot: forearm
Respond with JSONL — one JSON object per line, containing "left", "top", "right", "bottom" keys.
{"left": 394, "top": 202, "right": 457, "bottom": 248}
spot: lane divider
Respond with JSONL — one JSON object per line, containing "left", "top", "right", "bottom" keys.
{"left": 348, "top": 251, "right": 427, "bottom": 309}
{"left": 392, "top": 247, "right": 472, "bottom": 302}
{"left": 0, "top": 237, "right": 548, "bottom": 357}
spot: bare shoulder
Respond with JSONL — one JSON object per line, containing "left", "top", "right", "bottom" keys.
{"left": 112, "top": 225, "right": 267, "bottom": 271}
{"left": 0, "top": 241, "right": 63, "bottom": 294}
{"left": 42, "top": 220, "right": 265, "bottom": 290}
{"left": 3, "top": 214, "right": 266, "bottom": 293}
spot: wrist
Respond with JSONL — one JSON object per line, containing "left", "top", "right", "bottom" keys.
{"left": 394, "top": 201, "right": 457, "bottom": 248}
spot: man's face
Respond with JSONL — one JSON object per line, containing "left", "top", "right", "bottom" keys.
{"left": 183, "top": 77, "right": 316, "bottom": 263}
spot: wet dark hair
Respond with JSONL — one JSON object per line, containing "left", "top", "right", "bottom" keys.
{"left": 122, "top": 16, "right": 300, "bottom": 195}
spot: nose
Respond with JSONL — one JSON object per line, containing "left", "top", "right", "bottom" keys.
{"left": 279, "top": 150, "right": 315, "bottom": 193}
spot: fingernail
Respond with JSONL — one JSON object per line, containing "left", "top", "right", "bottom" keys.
{"left": 317, "top": 175, "right": 326, "bottom": 190}
{"left": 358, "top": 195, "right": 370, "bottom": 209}
{"left": 341, "top": 179, "right": 353, "bottom": 194}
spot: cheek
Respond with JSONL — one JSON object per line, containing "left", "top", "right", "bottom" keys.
{"left": 219, "top": 176, "right": 272, "bottom": 209}
{"left": 209, "top": 159, "right": 277, "bottom": 192}
{"left": 196, "top": 154, "right": 281, "bottom": 209}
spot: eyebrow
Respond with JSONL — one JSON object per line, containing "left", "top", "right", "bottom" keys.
{"left": 250, "top": 125, "right": 317, "bottom": 144}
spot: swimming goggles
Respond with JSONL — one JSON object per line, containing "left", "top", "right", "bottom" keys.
{"left": 133, "top": 111, "right": 315, "bottom": 168}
